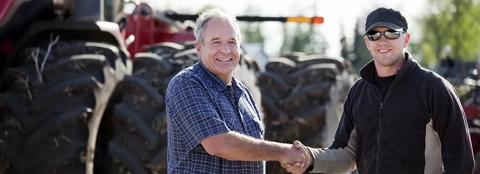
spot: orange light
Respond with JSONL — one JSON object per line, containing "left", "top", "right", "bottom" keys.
{"left": 287, "top": 17, "right": 310, "bottom": 23}
{"left": 287, "top": 16, "right": 324, "bottom": 24}
{"left": 311, "top": 16, "right": 324, "bottom": 24}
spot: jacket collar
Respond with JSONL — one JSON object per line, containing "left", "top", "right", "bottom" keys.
{"left": 360, "top": 52, "right": 418, "bottom": 85}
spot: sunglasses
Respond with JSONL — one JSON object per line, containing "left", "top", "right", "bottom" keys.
{"left": 365, "top": 30, "right": 404, "bottom": 41}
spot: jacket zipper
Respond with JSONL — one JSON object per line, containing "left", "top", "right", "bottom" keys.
{"left": 376, "top": 101, "right": 383, "bottom": 174}
{"left": 376, "top": 83, "right": 394, "bottom": 174}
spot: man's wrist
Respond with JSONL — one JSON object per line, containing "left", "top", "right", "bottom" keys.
{"left": 264, "top": 141, "right": 289, "bottom": 162}
{"left": 277, "top": 143, "right": 292, "bottom": 162}
{"left": 305, "top": 147, "right": 315, "bottom": 172}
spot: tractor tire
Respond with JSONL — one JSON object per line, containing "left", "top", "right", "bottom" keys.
{"left": 100, "top": 42, "right": 262, "bottom": 174}
{"left": 98, "top": 52, "right": 174, "bottom": 174}
{"left": 260, "top": 54, "right": 354, "bottom": 174}
{"left": 0, "top": 40, "right": 129, "bottom": 174}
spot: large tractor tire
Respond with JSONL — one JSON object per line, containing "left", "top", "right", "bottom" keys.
{"left": 99, "top": 42, "right": 262, "bottom": 174}
{"left": 98, "top": 52, "right": 176, "bottom": 174}
{"left": 260, "top": 54, "right": 354, "bottom": 174}
{"left": 0, "top": 39, "right": 130, "bottom": 174}
{"left": 99, "top": 42, "right": 196, "bottom": 174}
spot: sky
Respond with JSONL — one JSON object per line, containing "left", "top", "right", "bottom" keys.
{"left": 145, "top": 0, "right": 427, "bottom": 57}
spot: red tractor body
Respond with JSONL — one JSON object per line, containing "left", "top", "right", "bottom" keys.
{"left": 122, "top": 2, "right": 195, "bottom": 55}
{"left": 463, "top": 88, "right": 480, "bottom": 154}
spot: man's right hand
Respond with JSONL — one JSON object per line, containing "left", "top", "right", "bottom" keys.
{"left": 281, "top": 140, "right": 312, "bottom": 174}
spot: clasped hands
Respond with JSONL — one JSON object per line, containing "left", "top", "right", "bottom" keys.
{"left": 280, "top": 140, "right": 312, "bottom": 174}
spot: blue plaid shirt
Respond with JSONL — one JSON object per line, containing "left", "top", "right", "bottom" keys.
{"left": 166, "top": 62, "right": 265, "bottom": 174}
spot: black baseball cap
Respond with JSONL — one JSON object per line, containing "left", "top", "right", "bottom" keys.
{"left": 365, "top": 7, "right": 408, "bottom": 33}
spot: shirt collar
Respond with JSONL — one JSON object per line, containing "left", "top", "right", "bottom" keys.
{"left": 195, "top": 62, "right": 241, "bottom": 92}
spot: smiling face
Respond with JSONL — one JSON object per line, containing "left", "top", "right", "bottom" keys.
{"left": 364, "top": 26, "right": 411, "bottom": 76}
{"left": 195, "top": 17, "right": 241, "bottom": 83}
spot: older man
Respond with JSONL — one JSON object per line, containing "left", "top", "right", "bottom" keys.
{"left": 165, "top": 9, "right": 310, "bottom": 174}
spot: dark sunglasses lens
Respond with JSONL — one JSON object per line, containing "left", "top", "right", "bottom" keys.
{"left": 367, "top": 32, "right": 381, "bottom": 41}
{"left": 367, "top": 30, "right": 402, "bottom": 41}
{"left": 384, "top": 31, "right": 401, "bottom": 39}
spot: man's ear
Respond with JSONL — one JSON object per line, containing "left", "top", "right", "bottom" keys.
{"left": 195, "top": 41, "right": 201, "bottom": 52}
{"left": 403, "top": 32, "right": 411, "bottom": 48}
{"left": 364, "top": 36, "right": 371, "bottom": 50}
{"left": 195, "top": 41, "right": 202, "bottom": 57}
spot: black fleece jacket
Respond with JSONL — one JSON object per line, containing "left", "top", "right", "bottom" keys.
{"left": 331, "top": 53, "right": 474, "bottom": 174}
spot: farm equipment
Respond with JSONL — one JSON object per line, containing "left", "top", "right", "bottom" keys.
{"left": 461, "top": 73, "right": 480, "bottom": 173}
{"left": 0, "top": 0, "right": 353, "bottom": 174}
{"left": 0, "top": 0, "right": 131, "bottom": 173}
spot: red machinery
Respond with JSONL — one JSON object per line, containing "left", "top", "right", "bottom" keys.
{"left": 121, "top": 2, "right": 195, "bottom": 55}
{"left": 463, "top": 86, "right": 480, "bottom": 154}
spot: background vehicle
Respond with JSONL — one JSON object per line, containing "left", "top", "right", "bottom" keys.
{"left": 0, "top": 0, "right": 353, "bottom": 173}
{"left": 461, "top": 72, "right": 480, "bottom": 174}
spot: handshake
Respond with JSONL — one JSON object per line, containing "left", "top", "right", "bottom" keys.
{"left": 280, "top": 140, "right": 313, "bottom": 174}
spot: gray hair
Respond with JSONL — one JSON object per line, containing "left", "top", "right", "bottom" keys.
{"left": 194, "top": 9, "right": 242, "bottom": 45}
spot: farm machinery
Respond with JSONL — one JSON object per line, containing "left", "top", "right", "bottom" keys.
{"left": 0, "top": 0, "right": 353, "bottom": 173}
